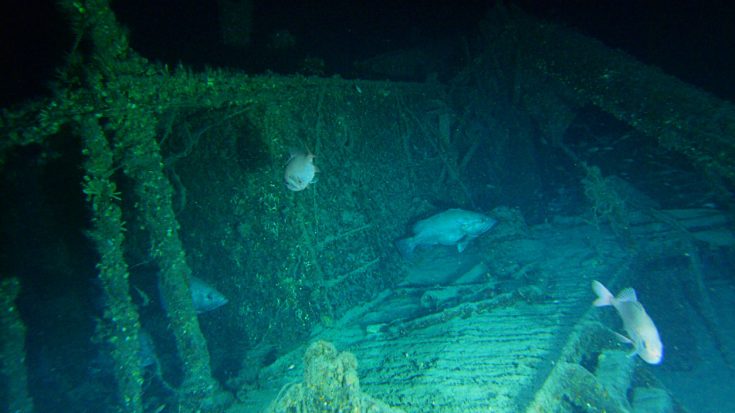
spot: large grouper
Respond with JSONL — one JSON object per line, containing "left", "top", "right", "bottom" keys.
{"left": 396, "top": 208, "right": 497, "bottom": 258}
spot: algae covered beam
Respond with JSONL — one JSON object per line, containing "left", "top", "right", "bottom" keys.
{"left": 118, "top": 107, "right": 224, "bottom": 410}
{"left": 505, "top": 8, "right": 735, "bottom": 187}
{"left": 80, "top": 115, "right": 144, "bottom": 413}
{"left": 0, "top": 277, "right": 34, "bottom": 413}
{"left": 57, "top": 0, "right": 224, "bottom": 409}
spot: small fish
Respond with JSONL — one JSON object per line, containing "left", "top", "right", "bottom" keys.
{"left": 284, "top": 150, "right": 318, "bottom": 191}
{"left": 592, "top": 280, "right": 663, "bottom": 364}
{"left": 190, "top": 276, "right": 229, "bottom": 314}
{"left": 159, "top": 276, "right": 229, "bottom": 314}
{"left": 138, "top": 330, "right": 158, "bottom": 368}
{"left": 396, "top": 208, "right": 496, "bottom": 258}
{"left": 89, "top": 329, "right": 158, "bottom": 378}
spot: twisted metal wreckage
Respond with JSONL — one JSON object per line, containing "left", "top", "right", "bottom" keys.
{"left": 1, "top": 1, "right": 734, "bottom": 412}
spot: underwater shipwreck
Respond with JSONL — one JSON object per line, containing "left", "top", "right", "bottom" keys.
{"left": 1, "top": 1, "right": 735, "bottom": 413}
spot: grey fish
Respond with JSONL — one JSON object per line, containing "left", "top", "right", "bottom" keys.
{"left": 396, "top": 208, "right": 497, "bottom": 258}
{"left": 190, "top": 276, "right": 229, "bottom": 313}
{"left": 89, "top": 329, "right": 157, "bottom": 378}
{"left": 138, "top": 329, "right": 158, "bottom": 368}
{"left": 159, "top": 276, "right": 229, "bottom": 314}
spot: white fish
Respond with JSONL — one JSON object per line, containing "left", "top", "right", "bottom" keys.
{"left": 592, "top": 280, "right": 663, "bottom": 364}
{"left": 284, "top": 150, "right": 318, "bottom": 191}
{"left": 396, "top": 208, "right": 496, "bottom": 258}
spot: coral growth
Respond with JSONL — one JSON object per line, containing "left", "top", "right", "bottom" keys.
{"left": 267, "top": 340, "right": 404, "bottom": 413}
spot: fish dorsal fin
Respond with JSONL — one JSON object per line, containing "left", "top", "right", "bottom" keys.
{"left": 616, "top": 288, "right": 638, "bottom": 302}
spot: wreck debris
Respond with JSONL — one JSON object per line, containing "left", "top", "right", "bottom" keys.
{"left": 266, "top": 340, "right": 404, "bottom": 413}
{"left": 80, "top": 115, "right": 145, "bottom": 413}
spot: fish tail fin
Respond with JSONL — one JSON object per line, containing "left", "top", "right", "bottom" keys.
{"left": 396, "top": 238, "right": 415, "bottom": 259}
{"left": 592, "top": 280, "right": 614, "bottom": 307}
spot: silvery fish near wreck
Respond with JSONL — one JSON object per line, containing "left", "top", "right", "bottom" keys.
{"left": 284, "top": 149, "right": 318, "bottom": 191}
{"left": 396, "top": 208, "right": 497, "bottom": 258}
{"left": 592, "top": 280, "right": 663, "bottom": 365}
{"left": 190, "top": 276, "right": 229, "bottom": 313}
{"left": 160, "top": 276, "right": 229, "bottom": 314}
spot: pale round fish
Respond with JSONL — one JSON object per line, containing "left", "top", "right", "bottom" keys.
{"left": 284, "top": 150, "right": 318, "bottom": 191}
